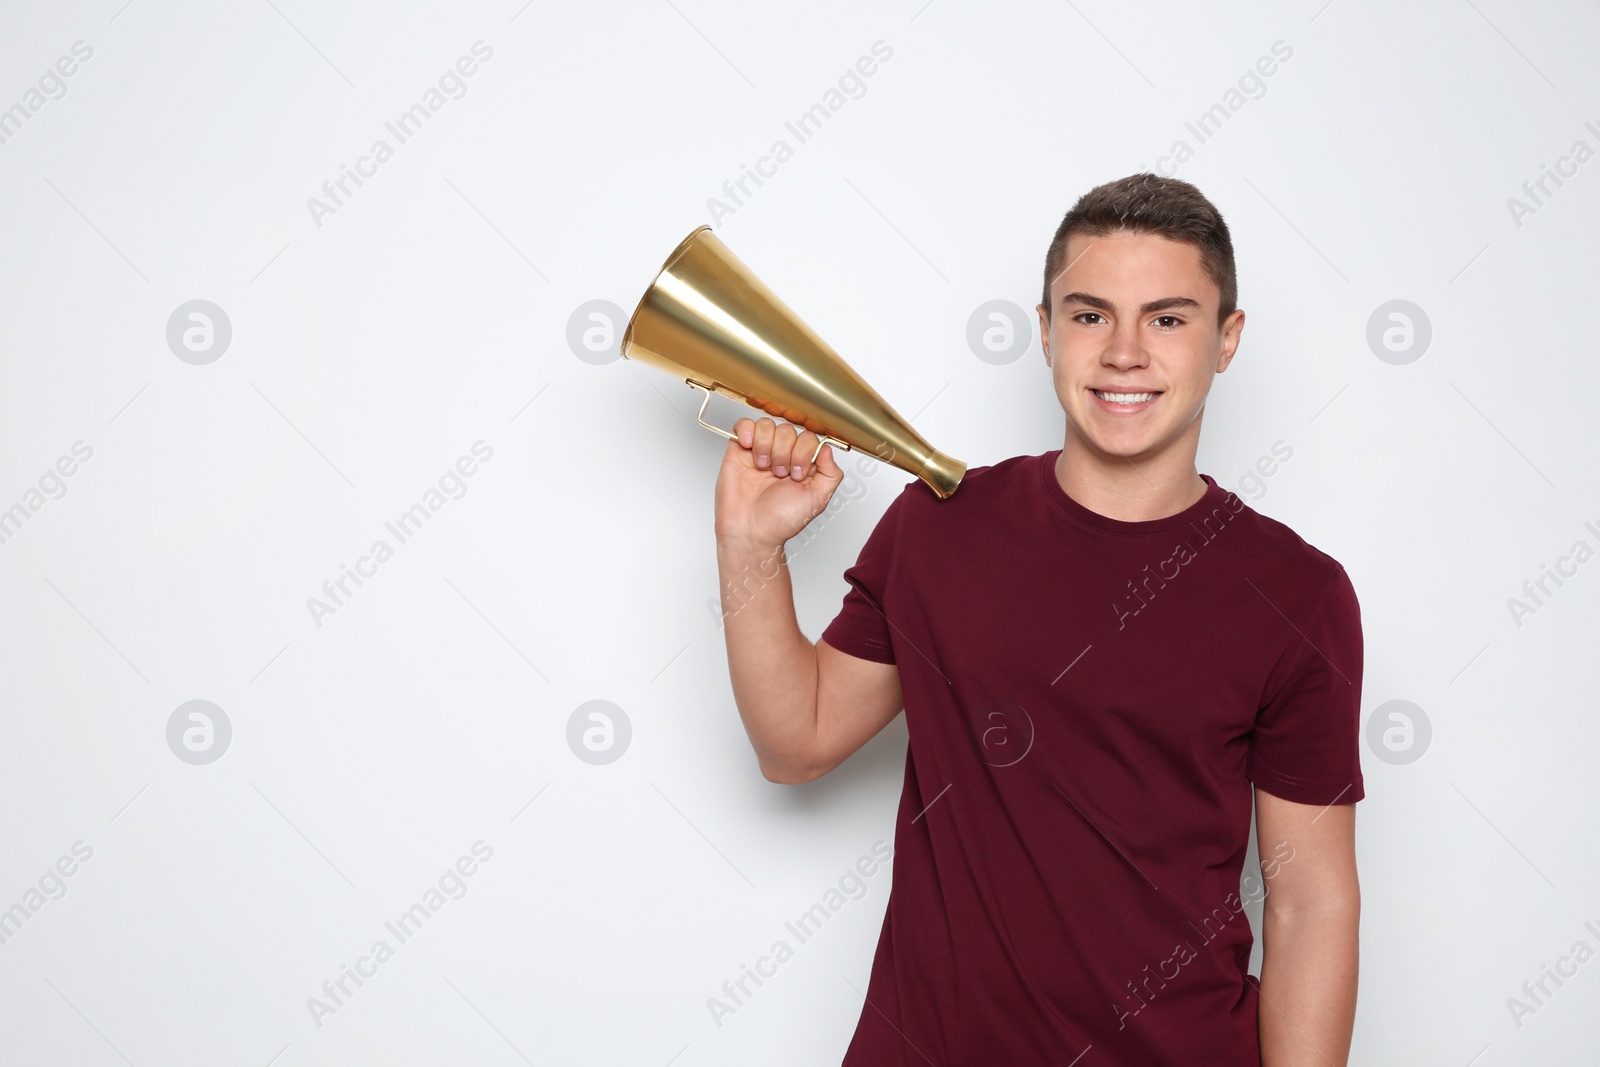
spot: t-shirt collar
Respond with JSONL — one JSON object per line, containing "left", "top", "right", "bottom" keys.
{"left": 1038, "top": 448, "right": 1228, "bottom": 535}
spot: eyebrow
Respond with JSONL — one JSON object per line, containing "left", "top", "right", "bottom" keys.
{"left": 1057, "top": 292, "right": 1203, "bottom": 315}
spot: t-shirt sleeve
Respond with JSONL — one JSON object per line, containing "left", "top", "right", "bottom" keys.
{"left": 818, "top": 484, "right": 911, "bottom": 665}
{"left": 1247, "top": 564, "right": 1366, "bottom": 806}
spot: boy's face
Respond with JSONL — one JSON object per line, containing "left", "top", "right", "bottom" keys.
{"left": 1035, "top": 229, "right": 1244, "bottom": 466}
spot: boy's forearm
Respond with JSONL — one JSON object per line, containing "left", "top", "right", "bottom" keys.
{"left": 1257, "top": 897, "right": 1359, "bottom": 1067}
{"left": 716, "top": 536, "right": 820, "bottom": 779}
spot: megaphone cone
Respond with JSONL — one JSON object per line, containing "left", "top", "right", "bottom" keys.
{"left": 620, "top": 225, "right": 966, "bottom": 500}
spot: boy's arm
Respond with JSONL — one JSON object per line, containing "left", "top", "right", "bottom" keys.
{"left": 1254, "top": 788, "right": 1360, "bottom": 1067}
{"left": 714, "top": 416, "right": 904, "bottom": 784}
{"left": 716, "top": 536, "right": 903, "bottom": 783}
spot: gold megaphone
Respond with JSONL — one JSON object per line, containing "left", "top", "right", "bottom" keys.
{"left": 620, "top": 225, "right": 966, "bottom": 500}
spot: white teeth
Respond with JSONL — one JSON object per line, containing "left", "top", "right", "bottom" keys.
{"left": 1094, "top": 390, "right": 1157, "bottom": 404}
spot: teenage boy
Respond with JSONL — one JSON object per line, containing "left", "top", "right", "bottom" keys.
{"left": 713, "top": 172, "right": 1363, "bottom": 1066}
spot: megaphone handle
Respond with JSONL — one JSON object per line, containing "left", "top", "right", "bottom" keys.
{"left": 687, "top": 380, "right": 851, "bottom": 464}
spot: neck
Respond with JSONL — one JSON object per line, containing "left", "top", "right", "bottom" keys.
{"left": 1052, "top": 443, "right": 1208, "bottom": 524}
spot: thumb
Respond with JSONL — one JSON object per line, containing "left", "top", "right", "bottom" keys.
{"left": 810, "top": 442, "right": 844, "bottom": 492}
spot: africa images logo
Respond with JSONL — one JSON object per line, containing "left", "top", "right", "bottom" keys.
{"left": 1112, "top": 490, "right": 1246, "bottom": 629}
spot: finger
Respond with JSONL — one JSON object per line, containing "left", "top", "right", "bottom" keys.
{"left": 789, "top": 431, "right": 818, "bottom": 481}
{"left": 770, "top": 423, "right": 798, "bottom": 478}
{"left": 752, "top": 417, "right": 775, "bottom": 468}
{"left": 732, "top": 417, "right": 755, "bottom": 449}
{"left": 814, "top": 441, "right": 842, "bottom": 481}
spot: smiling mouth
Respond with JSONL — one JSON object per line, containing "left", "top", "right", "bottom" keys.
{"left": 1089, "top": 388, "right": 1162, "bottom": 408}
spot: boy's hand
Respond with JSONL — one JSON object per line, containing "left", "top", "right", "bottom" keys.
{"left": 714, "top": 416, "right": 844, "bottom": 549}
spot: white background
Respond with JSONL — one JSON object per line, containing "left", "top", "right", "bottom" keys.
{"left": 1, "top": 0, "right": 1597, "bottom": 1063}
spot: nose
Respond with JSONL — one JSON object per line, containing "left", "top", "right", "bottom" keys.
{"left": 1102, "top": 321, "right": 1148, "bottom": 371}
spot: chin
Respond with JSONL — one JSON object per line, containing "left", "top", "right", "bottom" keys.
{"left": 1076, "top": 418, "right": 1164, "bottom": 453}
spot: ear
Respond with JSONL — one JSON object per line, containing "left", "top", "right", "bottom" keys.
{"left": 1036, "top": 303, "right": 1051, "bottom": 366}
{"left": 1217, "top": 308, "right": 1245, "bottom": 372}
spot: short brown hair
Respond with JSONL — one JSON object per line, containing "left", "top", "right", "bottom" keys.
{"left": 1040, "top": 173, "right": 1236, "bottom": 327}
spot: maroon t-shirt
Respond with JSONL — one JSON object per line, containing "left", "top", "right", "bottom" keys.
{"left": 820, "top": 448, "right": 1364, "bottom": 1066}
